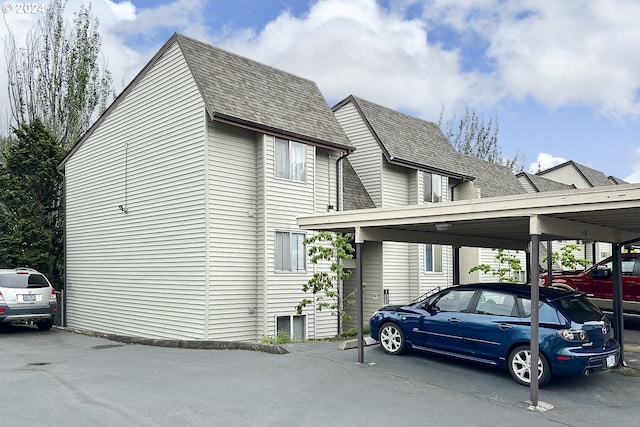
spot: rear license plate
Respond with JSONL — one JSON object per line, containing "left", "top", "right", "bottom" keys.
{"left": 606, "top": 355, "right": 616, "bottom": 368}
{"left": 21, "top": 294, "right": 36, "bottom": 302}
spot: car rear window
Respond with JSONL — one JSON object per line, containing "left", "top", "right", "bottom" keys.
{"left": 555, "top": 295, "right": 603, "bottom": 323}
{"left": 0, "top": 273, "right": 49, "bottom": 288}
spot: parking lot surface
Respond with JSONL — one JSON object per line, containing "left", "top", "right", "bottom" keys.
{"left": 1, "top": 326, "right": 639, "bottom": 427}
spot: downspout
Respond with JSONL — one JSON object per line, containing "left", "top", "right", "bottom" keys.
{"left": 262, "top": 136, "right": 269, "bottom": 339}
{"left": 335, "top": 153, "right": 349, "bottom": 211}
{"left": 56, "top": 167, "right": 67, "bottom": 327}
{"left": 335, "top": 152, "right": 349, "bottom": 334}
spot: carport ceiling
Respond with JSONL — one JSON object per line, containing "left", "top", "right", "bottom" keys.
{"left": 298, "top": 184, "right": 640, "bottom": 249}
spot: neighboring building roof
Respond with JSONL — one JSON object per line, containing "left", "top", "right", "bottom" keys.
{"left": 516, "top": 172, "right": 576, "bottom": 193}
{"left": 61, "top": 33, "right": 353, "bottom": 168}
{"left": 334, "top": 96, "right": 474, "bottom": 180}
{"left": 537, "top": 160, "right": 614, "bottom": 187}
{"left": 342, "top": 158, "right": 377, "bottom": 210}
{"left": 608, "top": 176, "right": 628, "bottom": 185}
{"left": 461, "top": 156, "right": 526, "bottom": 198}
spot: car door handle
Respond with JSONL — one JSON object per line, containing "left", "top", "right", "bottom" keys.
{"left": 498, "top": 323, "right": 512, "bottom": 330}
{"left": 448, "top": 318, "right": 461, "bottom": 323}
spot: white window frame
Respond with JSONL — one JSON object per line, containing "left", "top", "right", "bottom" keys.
{"left": 424, "top": 172, "right": 442, "bottom": 203}
{"left": 275, "top": 138, "right": 306, "bottom": 182}
{"left": 275, "top": 231, "right": 306, "bottom": 273}
{"left": 276, "top": 314, "right": 306, "bottom": 341}
{"left": 425, "top": 244, "right": 443, "bottom": 273}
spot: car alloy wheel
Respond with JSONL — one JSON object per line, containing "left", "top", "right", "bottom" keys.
{"left": 379, "top": 322, "right": 405, "bottom": 355}
{"left": 508, "top": 346, "right": 551, "bottom": 387}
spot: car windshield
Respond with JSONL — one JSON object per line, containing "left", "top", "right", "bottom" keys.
{"left": 556, "top": 295, "right": 604, "bottom": 324}
{"left": 0, "top": 273, "right": 49, "bottom": 289}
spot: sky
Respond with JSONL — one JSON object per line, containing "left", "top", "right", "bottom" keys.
{"left": 2, "top": 0, "right": 640, "bottom": 182}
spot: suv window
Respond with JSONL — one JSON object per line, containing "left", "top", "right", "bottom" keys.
{"left": 599, "top": 259, "right": 636, "bottom": 275}
{"left": 0, "top": 273, "right": 49, "bottom": 288}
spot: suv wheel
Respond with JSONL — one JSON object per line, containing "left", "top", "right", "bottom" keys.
{"left": 36, "top": 319, "right": 54, "bottom": 331}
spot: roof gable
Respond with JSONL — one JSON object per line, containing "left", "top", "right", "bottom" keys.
{"left": 335, "top": 96, "right": 473, "bottom": 179}
{"left": 176, "top": 34, "right": 352, "bottom": 151}
{"left": 516, "top": 172, "right": 576, "bottom": 192}
{"left": 61, "top": 33, "right": 353, "bottom": 168}
{"left": 537, "top": 160, "right": 612, "bottom": 187}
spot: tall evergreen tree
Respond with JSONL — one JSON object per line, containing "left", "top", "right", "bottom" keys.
{"left": 0, "top": 121, "right": 65, "bottom": 288}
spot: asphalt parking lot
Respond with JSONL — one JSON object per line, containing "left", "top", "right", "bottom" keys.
{"left": 1, "top": 325, "right": 639, "bottom": 427}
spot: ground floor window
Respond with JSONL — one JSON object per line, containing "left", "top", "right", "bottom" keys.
{"left": 425, "top": 244, "right": 443, "bottom": 272}
{"left": 277, "top": 315, "right": 306, "bottom": 341}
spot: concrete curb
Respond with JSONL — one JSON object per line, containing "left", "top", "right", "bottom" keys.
{"left": 338, "top": 335, "right": 378, "bottom": 350}
{"left": 58, "top": 326, "right": 289, "bottom": 355}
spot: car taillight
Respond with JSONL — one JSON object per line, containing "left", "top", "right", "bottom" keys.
{"left": 557, "top": 329, "right": 588, "bottom": 342}
{"left": 50, "top": 289, "right": 57, "bottom": 302}
{"left": 0, "top": 291, "right": 4, "bottom": 302}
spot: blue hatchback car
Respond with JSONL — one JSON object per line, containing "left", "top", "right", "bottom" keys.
{"left": 369, "top": 283, "right": 620, "bottom": 386}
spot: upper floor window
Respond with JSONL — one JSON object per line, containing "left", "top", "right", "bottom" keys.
{"left": 275, "top": 138, "right": 306, "bottom": 181}
{"left": 276, "top": 231, "right": 306, "bottom": 272}
{"left": 424, "top": 172, "right": 442, "bottom": 203}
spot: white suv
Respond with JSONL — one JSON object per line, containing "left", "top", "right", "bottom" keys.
{"left": 0, "top": 268, "right": 57, "bottom": 330}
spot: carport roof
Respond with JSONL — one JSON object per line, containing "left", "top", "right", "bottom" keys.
{"left": 298, "top": 184, "right": 640, "bottom": 250}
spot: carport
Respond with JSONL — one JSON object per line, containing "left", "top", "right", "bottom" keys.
{"left": 298, "top": 184, "right": 640, "bottom": 407}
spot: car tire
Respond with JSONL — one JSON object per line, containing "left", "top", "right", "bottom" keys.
{"left": 379, "top": 322, "right": 406, "bottom": 355}
{"left": 36, "top": 319, "right": 54, "bottom": 331}
{"left": 508, "top": 346, "right": 551, "bottom": 387}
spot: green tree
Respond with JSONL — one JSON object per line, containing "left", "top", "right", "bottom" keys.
{"left": 439, "top": 105, "right": 524, "bottom": 173}
{"left": 5, "top": 0, "right": 114, "bottom": 149}
{"left": 544, "top": 243, "right": 590, "bottom": 270}
{"left": 296, "top": 232, "right": 355, "bottom": 330}
{"left": 469, "top": 249, "right": 524, "bottom": 283}
{"left": 0, "top": 120, "right": 65, "bottom": 288}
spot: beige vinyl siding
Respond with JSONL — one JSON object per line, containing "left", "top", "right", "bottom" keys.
{"left": 343, "top": 241, "right": 383, "bottom": 330}
{"left": 206, "top": 121, "right": 258, "bottom": 341}
{"left": 476, "top": 249, "right": 527, "bottom": 283}
{"left": 518, "top": 176, "right": 536, "bottom": 193}
{"left": 381, "top": 162, "right": 409, "bottom": 207}
{"left": 540, "top": 167, "right": 590, "bottom": 188}
{"left": 64, "top": 42, "right": 208, "bottom": 339}
{"left": 262, "top": 137, "right": 337, "bottom": 340}
{"left": 334, "top": 102, "right": 381, "bottom": 207}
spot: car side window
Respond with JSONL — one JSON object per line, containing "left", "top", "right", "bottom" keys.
{"left": 517, "top": 297, "right": 563, "bottom": 324}
{"left": 476, "top": 291, "right": 517, "bottom": 316}
{"left": 432, "top": 289, "right": 475, "bottom": 312}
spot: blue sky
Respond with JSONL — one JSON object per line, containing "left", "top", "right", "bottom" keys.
{"left": 2, "top": 0, "right": 639, "bottom": 181}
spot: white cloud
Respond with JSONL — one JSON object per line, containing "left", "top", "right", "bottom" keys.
{"left": 625, "top": 145, "right": 640, "bottom": 183}
{"left": 417, "top": 0, "right": 640, "bottom": 119}
{"left": 528, "top": 152, "right": 567, "bottom": 174}
{"left": 216, "top": 0, "right": 478, "bottom": 119}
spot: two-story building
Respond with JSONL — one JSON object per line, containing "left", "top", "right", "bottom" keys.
{"left": 58, "top": 34, "right": 354, "bottom": 341}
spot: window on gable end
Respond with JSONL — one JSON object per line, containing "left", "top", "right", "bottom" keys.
{"left": 275, "top": 138, "right": 306, "bottom": 182}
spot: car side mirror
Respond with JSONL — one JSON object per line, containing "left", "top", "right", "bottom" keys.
{"left": 589, "top": 268, "right": 612, "bottom": 279}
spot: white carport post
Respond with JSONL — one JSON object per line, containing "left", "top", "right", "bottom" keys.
{"left": 529, "top": 216, "right": 541, "bottom": 407}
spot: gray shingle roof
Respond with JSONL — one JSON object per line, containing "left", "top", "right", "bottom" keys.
{"left": 342, "top": 158, "right": 376, "bottom": 210}
{"left": 176, "top": 34, "right": 352, "bottom": 150}
{"left": 461, "top": 156, "right": 526, "bottom": 198}
{"left": 538, "top": 160, "right": 614, "bottom": 187}
{"left": 516, "top": 172, "right": 576, "bottom": 192}
{"left": 338, "top": 96, "right": 473, "bottom": 179}
{"left": 607, "top": 176, "right": 628, "bottom": 185}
